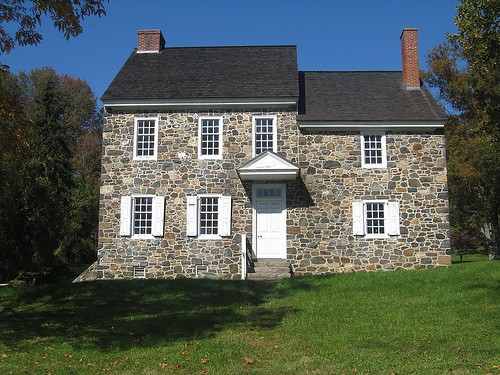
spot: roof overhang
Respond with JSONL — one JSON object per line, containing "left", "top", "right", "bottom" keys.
{"left": 102, "top": 97, "right": 298, "bottom": 110}
{"left": 297, "top": 120, "right": 445, "bottom": 131}
{"left": 237, "top": 151, "right": 299, "bottom": 181}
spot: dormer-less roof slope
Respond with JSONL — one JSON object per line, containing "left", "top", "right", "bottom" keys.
{"left": 297, "top": 71, "right": 445, "bottom": 123}
{"left": 101, "top": 45, "right": 299, "bottom": 102}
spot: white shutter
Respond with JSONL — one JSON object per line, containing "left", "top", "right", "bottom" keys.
{"left": 152, "top": 196, "right": 165, "bottom": 236}
{"left": 219, "top": 196, "right": 232, "bottom": 237}
{"left": 387, "top": 201, "right": 400, "bottom": 236}
{"left": 120, "top": 196, "right": 132, "bottom": 236}
{"left": 352, "top": 201, "right": 365, "bottom": 236}
{"left": 186, "top": 196, "right": 198, "bottom": 236}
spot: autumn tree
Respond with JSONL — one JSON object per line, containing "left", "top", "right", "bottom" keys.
{"left": 425, "top": 0, "right": 500, "bottom": 259}
{"left": 0, "top": 0, "right": 107, "bottom": 69}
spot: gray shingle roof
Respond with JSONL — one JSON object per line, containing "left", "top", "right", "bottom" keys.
{"left": 297, "top": 71, "right": 445, "bottom": 122}
{"left": 101, "top": 45, "right": 299, "bottom": 101}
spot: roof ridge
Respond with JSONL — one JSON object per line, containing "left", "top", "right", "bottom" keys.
{"left": 155, "top": 44, "right": 297, "bottom": 50}
{"left": 300, "top": 70, "right": 402, "bottom": 73}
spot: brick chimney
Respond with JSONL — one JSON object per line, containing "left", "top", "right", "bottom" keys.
{"left": 137, "top": 30, "right": 165, "bottom": 53}
{"left": 400, "top": 28, "right": 420, "bottom": 90}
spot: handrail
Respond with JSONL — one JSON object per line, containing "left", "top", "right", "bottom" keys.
{"left": 241, "top": 234, "right": 247, "bottom": 280}
{"left": 241, "top": 233, "right": 255, "bottom": 280}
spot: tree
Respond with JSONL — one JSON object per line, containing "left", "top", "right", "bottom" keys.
{"left": 0, "top": 68, "right": 101, "bottom": 282}
{"left": 0, "top": 0, "right": 107, "bottom": 69}
{"left": 425, "top": 0, "right": 500, "bottom": 259}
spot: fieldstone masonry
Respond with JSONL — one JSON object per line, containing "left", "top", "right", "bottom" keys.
{"left": 96, "top": 107, "right": 450, "bottom": 280}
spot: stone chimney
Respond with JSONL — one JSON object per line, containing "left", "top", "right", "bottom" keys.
{"left": 137, "top": 30, "right": 165, "bottom": 53}
{"left": 400, "top": 28, "right": 420, "bottom": 90}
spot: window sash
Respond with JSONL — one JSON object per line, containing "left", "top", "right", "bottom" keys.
{"left": 365, "top": 202, "right": 385, "bottom": 235}
{"left": 199, "top": 196, "right": 219, "bottom": 235}
{"left": 134, "top": 118, "right": 157, "bottom": 160}
{"left": 199, "top": 118, "right": 222, "bottom": 158}
{"left": 133, "top": 197, "right": 153, "bottom": 235}
{"left": 361, "top": 132, "right": 387, "bottom": 168}
{"left": 253, "top": 117, "right": 276, "bottom": 156}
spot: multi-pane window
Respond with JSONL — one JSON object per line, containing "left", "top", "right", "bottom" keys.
{"left": 186, "top": 196, "right": 232, "bottom": 238}
{"left": 361, "top": 132, "right": 387, "bottom": 168}
{"left": 120, "top": 195, "right": 165, "bottom": 238}
{"left": 199, "top": 197, "right": 219, "bottom": 235}
{"left": 134, "top": 118, "right": 157, "bottom": 159}
{"left": 199, "top": 118, "right": 222, "bottom": 158}
{"left": 365, "top": 202, "right": 385, "bottom": 235}
{"left": 133, "top": 196, "right": 153, "bottom": 236}
{"left": 256, "top": 188, "right": 282, "bottom": 198}
{"left": 352, "top": 200, "right": 400, "bottom": 238}
{"left": 254, "top": 117, "right": 276, "bottom": 155}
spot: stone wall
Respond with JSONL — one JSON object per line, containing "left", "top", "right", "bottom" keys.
{"left": 96, "top": 107, "right": 450, "bottom": 280}
{"left": 287, "top": 130, "right": 450, "bottom": 275}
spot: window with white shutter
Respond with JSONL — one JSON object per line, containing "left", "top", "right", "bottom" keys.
{"left": 186, "top": 195, "right": 232, "bottom": 238}
{"left": 352, "top": 200, "right": 400, "bottom": 238}
{"left": 120, "top": 195, "right": 165, "bottom": 238}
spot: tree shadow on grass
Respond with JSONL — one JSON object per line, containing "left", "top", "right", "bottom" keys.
{"left": 0, "top": 278, "right": 311, "bottom": 351}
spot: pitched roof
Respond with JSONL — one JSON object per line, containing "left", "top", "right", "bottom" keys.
{"left": 297, "top": 71, "right": 445, "bottom": 122}
{"left": 101, "top": 45, "right": 299, "bottom": 101}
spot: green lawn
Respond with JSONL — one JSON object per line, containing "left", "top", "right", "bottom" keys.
{"left": 1, "top": 259, "right": 499, "bottom": 374}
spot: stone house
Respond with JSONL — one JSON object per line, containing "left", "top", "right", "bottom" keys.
{"left": 84, "top": 28, "right": 450, "bottom": 281}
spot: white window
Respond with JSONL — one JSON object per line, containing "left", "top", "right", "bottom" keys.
{"left": 361, "top": 132, "right": 387, "bottom": 168}
{"left": 134, "top": 117, "right": 158, "bottom": 160}
{"left": 253, "top": 116, "right": 277, "bottom": 156}
{"left": 352, "top": 200, "right": 400, "bottom": 238}
{"left": 120, "top": 195, "right": 165, "bottom": 238}
{"left": 186, "top": 195, "right": 231, "bottom": 238}
{"left": 198, "top": 117, "right": 223, "bottom": 159}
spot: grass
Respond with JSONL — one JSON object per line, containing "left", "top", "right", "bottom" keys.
{"left": 0, "top": 258, "right": 499, "bottom": 374}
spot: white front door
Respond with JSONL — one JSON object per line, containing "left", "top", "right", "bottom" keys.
{"left": 253, "top": 185, "right": 286, "bottom": 259}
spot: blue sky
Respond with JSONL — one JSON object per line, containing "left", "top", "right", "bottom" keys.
{"left": 1, "top": 0, "right": 459, "bottom": 105}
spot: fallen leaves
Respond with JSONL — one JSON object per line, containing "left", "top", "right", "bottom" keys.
{"left": 243, "top": 356, "right": 255, "bottom": 364}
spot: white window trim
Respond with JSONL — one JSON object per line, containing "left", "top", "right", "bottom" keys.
{"left": 186, "top": 195, "right": 232, "bottom": 239}
{"left": 360, "top": 131, "right": 387, "bottom": 168}
{"left": 198, "top": 116, "right": 223, "bottom": 160}
{"left": 252, "top": 115, "right": 278, "bottom": 157}
{"left": 120, "top": 194, "right": 165, "bottom": 239}
{"left": 353, "top": 200, "right": 400, "bottom": 238}
{"left": 133, "top": 116, "right": 159, "bottom": 161}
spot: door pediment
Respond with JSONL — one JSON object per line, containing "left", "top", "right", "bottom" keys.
{"left": 237, "top": 151, "right": 299, "bottom": 181}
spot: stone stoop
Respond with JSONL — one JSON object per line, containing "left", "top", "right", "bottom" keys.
{"left": 247, "top": 259, "right": 292, "bottom": 280}
{"left": 73, "top": 261, "right": 98, "bottom": 283}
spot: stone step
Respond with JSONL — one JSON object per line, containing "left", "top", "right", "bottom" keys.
{"left": 247, "top": 259, "right": 291, "bottom": 280}
{"left": 250, "top": 266, "right": 291, "bottom": 274}
{"left": 247, "top": 272, "right": 291, "bottom": 280}
{"left": 253, "top": 259, "right": 290, "bottom": 268}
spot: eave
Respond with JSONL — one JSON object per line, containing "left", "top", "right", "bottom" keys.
{"left": 297, "top": 120, "right": 445, "bottom": 131}
{"left": 102, "top": 97, "right": 298, "bottom": 110}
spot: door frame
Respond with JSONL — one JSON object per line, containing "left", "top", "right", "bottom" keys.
{"left": 252, "top": 183, "right": 287, "bottom": 259}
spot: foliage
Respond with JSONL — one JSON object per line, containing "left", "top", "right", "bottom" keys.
{"left": 450, "top": 228, "right": 484, "bottom": 262}
{"left": 0, "top": 68, "right": 101, "bottom": 282}
{"left": 0, "top": 261, "right": 499, "bottom": 373}
{"left": 425, "top": 0, "right": 500, "bottom": 259}
{"left": 0, "top": 0, "right": 107, "bottom": 69}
